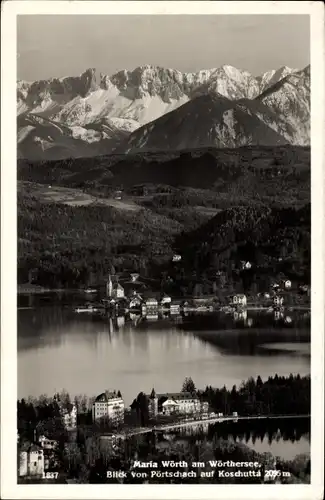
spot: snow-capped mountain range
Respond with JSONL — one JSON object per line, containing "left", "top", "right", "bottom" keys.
{"left": 17, "top": 64, "right": 310, "bottom": 160}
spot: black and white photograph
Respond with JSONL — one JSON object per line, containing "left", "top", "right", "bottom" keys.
{"left": 1, "top": 1, "right": 324, "bottom": 498}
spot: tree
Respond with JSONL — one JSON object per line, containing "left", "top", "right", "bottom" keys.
{"left": 59, "top": 390, "right": 71, "bottom": 406}
{"left": 131, "top": 392, "right": 150, "bottom": 426}
{"left": 182, "top": 377, "right": 196, "bottom": 393}
{"left": 64, "top": 442, "right": 82, "bottom": 474}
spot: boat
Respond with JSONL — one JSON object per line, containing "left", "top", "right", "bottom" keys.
{"left": 74, "top": 305, "right": 99, "bottom": 313}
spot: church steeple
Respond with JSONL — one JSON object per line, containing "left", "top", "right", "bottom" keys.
{"left": 106, "top": 275, "right": 113, "bottom": 298}
{"left": 149, "top": 388, "right": 156, "bottom": 399}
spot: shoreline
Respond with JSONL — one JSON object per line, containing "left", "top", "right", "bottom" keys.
{"left": 17, "top": 286, "right": 75, "bottom": 295}
{"left": 17, "top": 287, "right": 310, "bottom": 312}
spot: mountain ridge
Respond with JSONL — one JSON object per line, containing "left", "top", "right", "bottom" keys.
{"left": 17, "top": 64, "right": 310, "bottom": 160}
{"left": 117, "top": 93, "right": 289, "bottom": 153}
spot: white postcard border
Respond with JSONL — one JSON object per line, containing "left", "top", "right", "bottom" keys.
{"left": 1, "top": 2, "right": 324, "bottom": 499}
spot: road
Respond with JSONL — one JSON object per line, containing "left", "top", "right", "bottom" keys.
{"left": 117, "top": 414, "right": 310, "bottom": 438}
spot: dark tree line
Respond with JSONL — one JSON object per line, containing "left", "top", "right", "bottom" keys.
{"left": 199, "top": 374, "right": 310, "bottom": 416}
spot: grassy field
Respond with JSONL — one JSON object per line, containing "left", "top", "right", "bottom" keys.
{"left": 18, "top": 182, "right": 141, "bottom": 211}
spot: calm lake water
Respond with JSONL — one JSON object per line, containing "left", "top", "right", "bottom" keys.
{"left": 18, "top": 293, "right": 310, "bottom": 405}
{"left": 164, "top": 418, "right": 310, "bottom": 461}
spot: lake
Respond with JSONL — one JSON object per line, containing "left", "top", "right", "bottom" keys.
{"left": 161, "top": 417, "right": 310, "bottom": 461}
{"left": 18, "top": 293, "right": 310, "bottom": 406}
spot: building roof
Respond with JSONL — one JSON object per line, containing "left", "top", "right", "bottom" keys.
{"left": 157, "top": 392, "right": 199, "bottom": 402}
{"left": 95, "top": 390, "right": 122, "bottom": 402}
{"left": 162, "top": 399, "right": 180, "bottom": 406}
{"left": 20, "top": 442, "right": 43, "bottom": 453}
{"left": 233, "top": 294, "right": 247, "bottom": 298}
{"left": 140, "top": 290, "right": 161, "bottom": 300}
{"left": 108, "top": 275, "right": 119, "bottom": 284}
{"left": 39, "top": 435, "right": 57, "bottom": 442}
{"left": 20, "top": 441, "right": 33, "bottom": 452}
{"left": 129, "top": 293, "right": 143, "bottom": 301}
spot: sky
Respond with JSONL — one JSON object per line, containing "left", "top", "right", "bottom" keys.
{"left": 17, "top": 15, "right": 310, "bottom": 81}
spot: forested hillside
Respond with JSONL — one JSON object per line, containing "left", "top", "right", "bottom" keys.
{"left": 17, "top": 146, "right": 310, "bottom": 291}
{"left": 18, "top": 192, "right": 180, "bottom": 287}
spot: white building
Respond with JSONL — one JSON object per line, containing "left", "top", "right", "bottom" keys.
{"left": 154, "top": 392, "right": 202, "bottom": 416}
{"left": 172, "top": 254, "right": 182, "bottom": 262}
{"left": 146, "top": 298, "right": 158, "bottom": 307}
{"left": 129, "top": 293, "right": 143, "bottom": 309}
{"left": 273, "top": 296, "right": 284, "bottom": 307}
{"left": 201, "top": 401, "right": 209, "bottom": 414}
{"left": 142, "top": 297, "right": 159, "bottom": 316}
{"left": 92, "top": 390, "right": 125, "bottom": 425}
{"left": 19, "top": 444, "right": 44, "bottom": 477}
{"left": 107, "top": 276, "right": 125, "bottom": 299}
{"left": 161, "top": 294, "right": 172, "bottom": 306}
{"left": 232, "top": 294, "right": 247, "bottom": 307}
{"left": 283, "top": 279, "right": 292, "bottom": 289}
{"left": 145, "top": 298, "right": 158, "bottom": 310}
{"left": 161, "top": 398, "right": 180, "bottom": 415}
{"left": 170, "top": 301, "right": 181, "bottom": 315}
{"left": 114, "top": 284, "right": 125, "bottom": 299}
{"left": 38, "top": 435, "right": 58, "bottom": 450}
{"left": 60, "top": 404, "right": 77, "bottom": 431}
{"left": 241, "top": 261, "right": 252, "bottom": 270}
{"left": 53, "top": 395, "right": 78, "bottom": 431}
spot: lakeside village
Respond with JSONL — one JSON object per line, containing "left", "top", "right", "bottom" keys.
{"left": 75, "top": 263, "right": 310, "bottom": 327}
{"left": 18, "top": 387, "right": 231, "bottom": 481}
{"left": 73, "top": 264, "right": 311, "bottom": 323}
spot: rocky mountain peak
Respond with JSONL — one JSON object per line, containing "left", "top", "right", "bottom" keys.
{"left": 78, "top": 68, "right": 101, "bottom": 95}
{"left": 17, "top": 63, "right": 310, "bottom": 160}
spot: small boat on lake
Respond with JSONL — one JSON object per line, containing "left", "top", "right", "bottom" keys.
{"left": 74, "top": 305, "right": 100, "bottom": 313}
